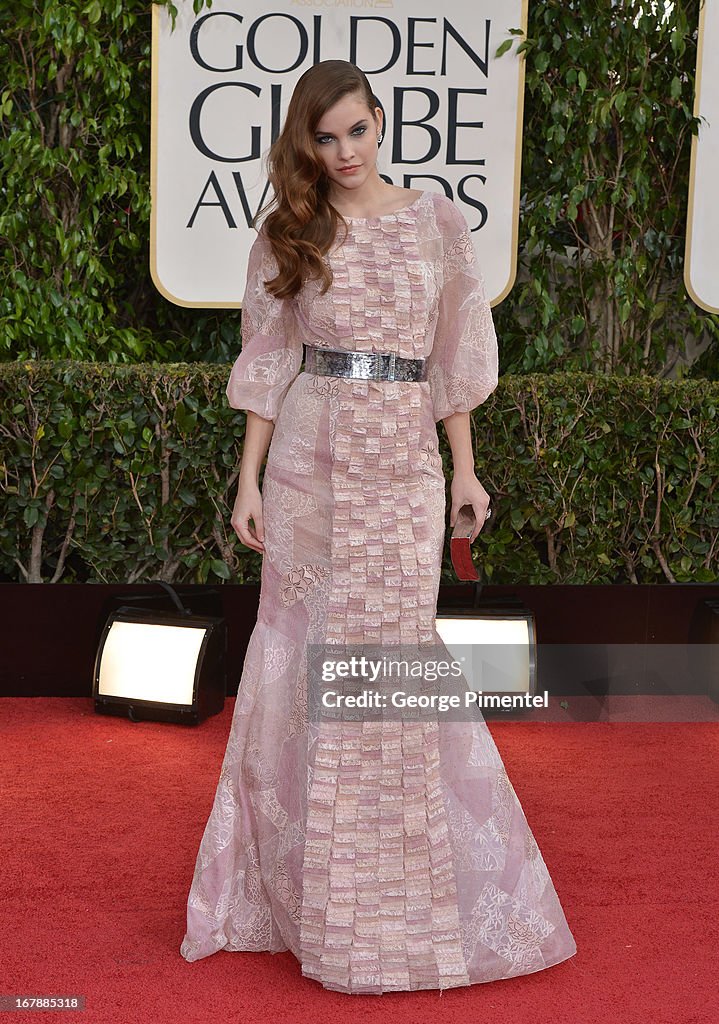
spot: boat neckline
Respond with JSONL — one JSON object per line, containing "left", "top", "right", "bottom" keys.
{"left": 335, "top": 190, "right": 428, "bottom": 222}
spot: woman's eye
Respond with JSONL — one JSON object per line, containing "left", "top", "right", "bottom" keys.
{"left": 315, "top": 126, "right": 367, "bottom": 145}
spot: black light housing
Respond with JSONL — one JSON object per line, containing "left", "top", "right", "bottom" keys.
{"left": 93, "top": 584, "right": 226, "bottom": 725}
{"left": 435, "top": 593, "right": 537, "bottom": 717}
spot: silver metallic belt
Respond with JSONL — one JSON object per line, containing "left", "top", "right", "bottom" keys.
{"left": 304, "top": 344, "right": 428, "bottom": 383}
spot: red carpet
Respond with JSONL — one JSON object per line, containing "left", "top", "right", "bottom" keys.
{"left": 1, "top": 697, "right": 717, "bottom": 1024}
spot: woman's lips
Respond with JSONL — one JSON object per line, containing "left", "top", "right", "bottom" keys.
{"left": 338, "top": 165, "right": 360, "bottom": 174}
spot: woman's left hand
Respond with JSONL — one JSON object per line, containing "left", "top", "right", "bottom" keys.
{"left": 449, "top": 471, "right": 491, "bottom": 544}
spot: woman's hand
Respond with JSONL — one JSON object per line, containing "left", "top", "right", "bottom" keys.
{"left": 449, "top": 470, "right": 491, "bottom": 544}
{"left": 231, "top": 479, "right": 265, "bottom": 553}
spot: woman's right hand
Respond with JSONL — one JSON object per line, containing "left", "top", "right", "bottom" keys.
{"left": 231, "top": 480, "right": 265, "bottom": 553}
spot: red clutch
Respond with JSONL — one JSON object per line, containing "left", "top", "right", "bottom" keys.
{"left": 449, "top": 503, "right": 479, "bottom": 581}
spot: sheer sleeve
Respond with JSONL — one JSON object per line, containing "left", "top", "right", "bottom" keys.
{"left": 426, "top": 197, "right": 499, "bottom": 423}
{"left": 225, "top": 228, "right": 303, "bottom": 423}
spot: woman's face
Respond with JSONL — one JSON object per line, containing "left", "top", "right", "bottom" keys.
{"left": 313, "top": 92, "right": 383, "bottom": 196}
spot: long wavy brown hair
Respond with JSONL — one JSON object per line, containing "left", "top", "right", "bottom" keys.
{"left": 254, "top": 61, "right": 381, "bottom": 299}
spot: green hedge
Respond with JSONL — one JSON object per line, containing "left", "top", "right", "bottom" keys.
{"left": 2, "top": 361, "right": 716, "bottom": 584}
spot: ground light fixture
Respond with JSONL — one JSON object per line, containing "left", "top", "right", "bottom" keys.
{"left": 435, "top": 595, "right": 537, "bottom": 716}
{"left": 93, "top": 583, "right": 226, "bottom": 725}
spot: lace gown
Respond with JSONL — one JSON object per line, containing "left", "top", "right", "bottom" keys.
{"left": 179, "top": 189, "right": 577, "bottom": 993}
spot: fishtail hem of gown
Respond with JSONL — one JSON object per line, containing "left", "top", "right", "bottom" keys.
{"left": 180, "top": 930, "right": 290, "bottom": 963}
{"left": 180, "top": 923, "right": 578, "bottom": 995}
{"left": 299, "top": 934, "right": 577, "bottom": 995}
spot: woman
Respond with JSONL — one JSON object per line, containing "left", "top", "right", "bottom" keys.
{"left": 180, "top": 59, "right": 577, "bottom": 994}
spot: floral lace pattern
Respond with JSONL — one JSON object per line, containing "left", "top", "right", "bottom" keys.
{"left": 181, "top": 191, "right": 576, "bottom": 993}
{"left": 279, "top": 564, "right": 331, "bottom": 608}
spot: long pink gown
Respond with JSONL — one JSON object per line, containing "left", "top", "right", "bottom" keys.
{"left": 179, "top": 189, "right": 577, "bottom": 993}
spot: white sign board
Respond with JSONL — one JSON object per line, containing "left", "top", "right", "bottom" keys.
{"left": 150, "top": 0, "right": 528, "bottom": 308}
{"left": 685, "top": 0, "right": 719, "bottom": 313}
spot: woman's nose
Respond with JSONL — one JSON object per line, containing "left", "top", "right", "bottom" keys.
{"left": 337, "top": 137, "right": 355, "bottom": 161}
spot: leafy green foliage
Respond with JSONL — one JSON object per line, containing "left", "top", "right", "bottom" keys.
{"left": 0, "top": 0, "right": 236, "bottom": 363}
{"left": 0, "top": 360, "right": 259, "bottom": 584}
{"left": 496, "top": 0, "right": 717, "bottom": 376}
{"left": 2, "top": 363, "right": 717, "bottom": 584}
